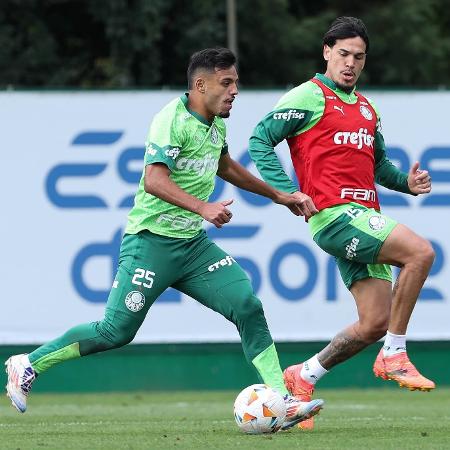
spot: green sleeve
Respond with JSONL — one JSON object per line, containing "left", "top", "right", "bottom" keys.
{"left": 144, "top": 107, "right": 185, "bottom": 170}
{"left": 370, "top": 101, "right": 412, "bottom": 194}
{"left": 248, "top": 82, "right": 318, "bottom": 193}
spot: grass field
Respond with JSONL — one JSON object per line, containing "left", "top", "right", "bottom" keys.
{"left": 1, "top": 388, "right": 449, "bottom": 450}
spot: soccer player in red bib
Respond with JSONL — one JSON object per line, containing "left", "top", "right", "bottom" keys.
{"left": 249, "top": 16, "right": 435, "bottom": 430}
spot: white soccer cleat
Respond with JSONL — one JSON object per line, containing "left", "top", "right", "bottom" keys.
{"left": 281, "top": 394, "right": 324, "bottom": 431}
{"left": 5, "top": 354, "right": 36, "bottom": 413}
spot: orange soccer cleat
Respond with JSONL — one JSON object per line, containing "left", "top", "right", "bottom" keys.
{"left": 373, "top": 349, "right": 435, "bottom": 391}
{"left": 283, "top": 364, "right": 316, "bottom": 430}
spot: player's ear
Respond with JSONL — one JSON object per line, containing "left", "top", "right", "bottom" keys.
{"left": 195, "top": 77, "right": 206, "bottom": 94}
{"left": 323, "top": 45, "right": 331, "bottom": 61}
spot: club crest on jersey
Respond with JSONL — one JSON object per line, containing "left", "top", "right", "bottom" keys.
{"left": 360, "top": 105, "right": 373, "bottom": 120}
{"left": 210, "top": 125, "right": 219, "bottom": 144}
{"left": 368, "top": 215, "right": 386, "bottom": 231}
{"left": 125, "top": 291, "right": 145, "bottom": 312}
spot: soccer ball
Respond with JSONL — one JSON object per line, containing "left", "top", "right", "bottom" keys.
{"left": 233, "top": 384, "right": 286, "bottom": 434}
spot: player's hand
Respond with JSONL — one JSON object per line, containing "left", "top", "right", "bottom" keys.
{"left": 198, "top": 199, "right": 234, "bottom": 228}
{"left": 408, "top": 161, "right": 432, "bottom": 195}
{"left": 276, "top": 191, "right": 319, "bottom": 219}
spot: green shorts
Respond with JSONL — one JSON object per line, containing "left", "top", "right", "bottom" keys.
{"left": 110, "top": 229, "right": 252, "bottom": 325}
{"left": 313, "top": 204, "right": 397, "bottom": 289}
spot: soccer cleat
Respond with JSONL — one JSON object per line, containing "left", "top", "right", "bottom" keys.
{"left": 281, "top": 395, "right": 324, "bottom": 431}
{"left": 373, "top": 349, "right": 435, "bottom": 391}
{"left": 283, "top": 363, "right": 316, "bottom": 430}
{"left": 5, "top": 354, "right": 36, "bottom": 413}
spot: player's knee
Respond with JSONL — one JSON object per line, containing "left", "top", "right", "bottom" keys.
{"left": 96, "top": 319, "right": 136, "bottom": 349}
{"left": 360, "top": 316, "right": 389, "bottom": 342}
{"left": 239, "top": 295, "right": 264, "bottom": 321}
{"left": 230, "top": 283, "right": 264, "bottom": 322}
{"left": 416, "top": 240, "right": 435, "bottom": 272}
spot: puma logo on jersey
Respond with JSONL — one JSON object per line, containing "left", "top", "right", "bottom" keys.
{"left": 333, "top": 128, "right": 375, "bottom": 149}
{"left": 333, "top": 105, "right": 345, "bottom": 115}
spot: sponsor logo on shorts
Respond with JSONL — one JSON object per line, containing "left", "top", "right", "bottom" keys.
{"left": 360, "top": 105, "right": 373, "bottom": 120}
{"left": 272, "top": 110, "right": 305, "bottom": 121}
{"left": 346, "top": 237, "right": 360, "bottom": 260}
{"left": 125, "top": 291, "right": 145, "bottom": 312}
{"left": 333, "top": 128, "right": 374, "bottom": 149}
{"left": 368, "top": 215, "right": 386, "bottom": 231}
{"left": 208, "top": 255, "right": 236, "bottom": 272}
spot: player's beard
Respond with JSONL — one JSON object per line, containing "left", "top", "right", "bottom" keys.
{"left": 218, "top": 111, "right": 230, "bottom": 118}
{"left": 335, "top": 80, "right": 355, "bottom": 94}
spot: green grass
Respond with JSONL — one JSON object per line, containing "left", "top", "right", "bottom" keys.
{"left": 1, "top": 389, "right": 449, "bottom": 450}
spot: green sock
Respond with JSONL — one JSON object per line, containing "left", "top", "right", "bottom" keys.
{"left": 252, "top": 343, "right": 288, "bottom": 395}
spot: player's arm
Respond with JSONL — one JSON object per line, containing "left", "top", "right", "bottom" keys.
{"left": 373, "top": 115, "right": 431, "bottom": 195}
{"left": 217, "top": 152, "right": 317, "bottom": 217}
{"left": 144, "top": 110, "right": 232, "bottom": 228}
{"left": 144, "top": 163, "right": 233, "bottom": 228}
{"left": 248, "top": 84, "right": 317, "bottom": 215}
{"left": 248, "top": 84, "right": 316, "bottom": 193}
{"left": 248, "top": 108, "right": 306, "bottom": 193}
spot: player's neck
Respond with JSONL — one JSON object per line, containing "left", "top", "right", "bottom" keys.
{"left": 187, "top": 92, "right": 214, "bottom": 124}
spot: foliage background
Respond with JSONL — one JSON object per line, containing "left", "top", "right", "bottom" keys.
{"left": 1, "top": 0, "right": 449, "bottom": 88}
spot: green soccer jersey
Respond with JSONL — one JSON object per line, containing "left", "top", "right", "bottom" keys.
{"left": 125, "top": 94, "right": 228, "bottom": 239}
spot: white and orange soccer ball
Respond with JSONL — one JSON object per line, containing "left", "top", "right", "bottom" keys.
{"left": 233, "top": 384, "right": 286, "bottom": 434}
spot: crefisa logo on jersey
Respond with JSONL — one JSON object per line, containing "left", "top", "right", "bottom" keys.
{"left": 360, "top": 105, "right": 373, "bottom": 120}
{"left": 125, "top": 291, "right": 146, "bottom": 312}
{"left": 368, "top": 215, "right": 386, "bottom": 231}
{"left": 165, "top": 147, "right": 180, "bottom": 159}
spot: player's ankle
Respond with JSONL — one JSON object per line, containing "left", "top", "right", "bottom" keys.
{"left": 300, "top": 355, "right": 328, "bottom": 385}
{"left": 382, "top": 331, "right": 407, "bottom": 357}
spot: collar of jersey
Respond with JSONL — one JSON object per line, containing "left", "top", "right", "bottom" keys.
{"left": 181, "top": 93, "right": 213, "bottom": 126}
{"left": 314, "top": 73, "right": 358, "bottom": 103}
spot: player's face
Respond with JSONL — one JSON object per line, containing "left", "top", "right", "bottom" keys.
{"left": 203, "top": 66, "right": 239, "bottom": 119}
{"left": 323, "top": 36, "right": 366, "bottom": 92}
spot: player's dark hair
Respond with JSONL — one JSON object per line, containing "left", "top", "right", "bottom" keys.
{"left": 323, "top": 16, "right": 370, "bottom": 53}
{"left": 187, "top": 47, "right": 236, "bottom": 89}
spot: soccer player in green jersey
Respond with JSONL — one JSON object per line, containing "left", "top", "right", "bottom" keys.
{"left": 5, "top": 48, "right": 324, "bottom": 428}
{"left": 248, "top": 17, "right": 435, "bottom": 430}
